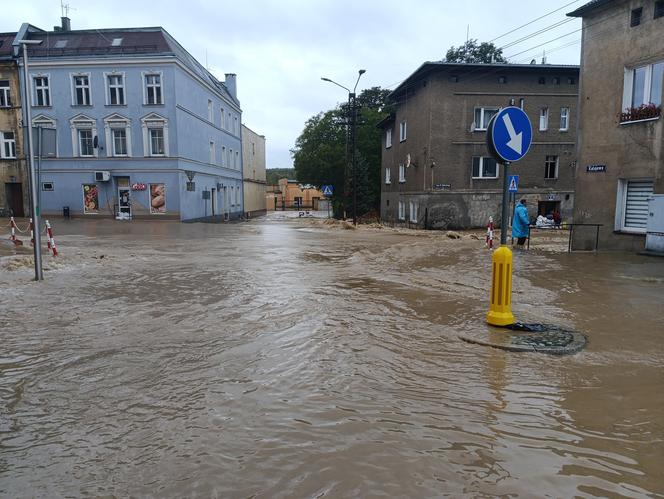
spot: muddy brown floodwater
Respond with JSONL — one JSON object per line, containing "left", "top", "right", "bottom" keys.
{"left": 1, "top": 216, "right": 663, "bottom": 498}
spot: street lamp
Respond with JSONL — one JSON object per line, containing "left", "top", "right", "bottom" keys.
{"left": 321, "top": 69, "right": 366, "bottom": 225}
{"left": 18, "top": 38, "right": 44, "bottom": 281}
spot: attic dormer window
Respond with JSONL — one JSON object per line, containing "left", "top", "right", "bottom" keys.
{"left": 111, "top": 38, "right": 123, "bottom": 47}
{"left": 54, "top": 40, "right": 68, "bottom": 48}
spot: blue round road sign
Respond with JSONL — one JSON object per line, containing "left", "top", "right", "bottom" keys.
{"left": 486, "top": 107, "right": 532, "bottom": 163}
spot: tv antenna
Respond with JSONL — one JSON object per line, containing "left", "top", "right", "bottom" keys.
{"left": 61, "top": 1, "right": 77, "bottom": 17}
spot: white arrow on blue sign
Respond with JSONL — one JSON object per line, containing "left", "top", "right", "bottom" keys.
{"left": 486, "top": 107, "right": 533, "bottom": 163}
{"left": 322, "top": 185, "right": 333, "bottom": 196}
{"left": 508, "top": 175, "right": 519, "bottom": 192}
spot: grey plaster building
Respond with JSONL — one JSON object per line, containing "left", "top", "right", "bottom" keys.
{"left": 568, "top": 0, "right": 664, "bottom": 251}
{"left": 379, "top": 62, "right": 579, "bottom": 230}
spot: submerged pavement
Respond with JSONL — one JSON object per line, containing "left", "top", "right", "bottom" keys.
{"left": 1, "top": 216, "right": 663, "bottom": 497}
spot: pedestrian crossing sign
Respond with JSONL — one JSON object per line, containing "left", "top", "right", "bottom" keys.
{"left": 508, "top": 175, "right": 519, "bottom": 193}
{"left": 322, "top": 185, "right": 333, "bottom": 196}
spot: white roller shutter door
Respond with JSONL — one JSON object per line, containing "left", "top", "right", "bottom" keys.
{"left": 624, "top": 180, "right": 654, "bottom": 230}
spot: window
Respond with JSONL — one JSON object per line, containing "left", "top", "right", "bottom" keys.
{"left": 568, "top": 77, "right": 576, "bottom": 85}
{"left": 399, "top": 121, "right": 407, "bottom": 141}
{"left": 226, "top": 147, "right": 231, "bottom": 167}
{"left": 208, "top": 100, "right": 213, "bottom": 122}
{"left": 54, "top": 39, "right": 67, "bottom": 49}
{"left": 474, "top": 107, "right": 498, "bottom": 131}
{"left": 399, "top": 164, "right": 405, "bottom": 183}
{"left": 220, "top": 107, "right": 225, "bottom": 129}
{"left": 560, "top": 107, "right": 570, "bottom": 130}
{"left": 107, "top": 74, "right": 125, "bottom": 105}
{"left": 538, "top": 77, "right": 546, "bottom": 85}
{"left": 230, "top": 149, "right": 234, "bottom": 168}
{"left": 398, "top": 201, "right": 405, "bottom": 220}
{"left": 545, "top": 155, "right": 559, "bottom": 179}
{"left": 539, "top": 107, "right": 549, "bottom": 131}
{"left": 409, "top": 201, "right": 418, "bottom": 223}
{"left": 33, "top": 76, "right": 50, "bottom": 106}
{"left": 42, "top": 182, "right": 54, "bottom": 191}
{"left": 209, "top": 141, "right": 215, "bottom": 163}
{"left": 79, "top": 129, "right": 94, "bottom": 157}
{"left": 141, "top": 113, "right": 168, "bottom": 156}
{"left": 472, "top": 157, "right": 498, "bottom": 179}
{"left": 70, "top": 115, "right": 97, "bottom": 157}
{"left": 385, "top": 166, "right": 391, "bottom": 184}
{"left": 1, "top": 132, "right": 16, "bottom": 159}
{"left": 104, "top": 114, "right": 131, "bottom": 158}
{"left": 616, "top": 179, "right": 654, "bottom": 232}
{"left": 624, "top": 61, "right": 664, "bottom": 108}
{"left": 221, "top": 146, "right": 226, "bottom": 166}
{"left": 631, "top": 7, "right": 643, "bottom": 27}
{"left": 72, "top": 74, "right": 91, "bottom": 106}
{"left": 386, "top": 128, "right": 392, "bottom": 148}
{"left": 449, "top": 75, "right": 459, "bottom": 83}
{"left": 111, "top": 37, "right": 123, "bottom": 47}
{"left": 552, "top": 77, "right": 560, "bottom": 85}
{"left": 498, "top": 76, "right": 507, "bottom": 84}
{"left": 235, "top": 150, "right": 240, "bottom": 169}
{"left": 144, "top": 73, "right": 163, "bottom": 105}
{"left": 0, "top": 80, "right": 10, "bottom": 107}
{"left": 234, "top": 116, "right": 239, "bottom": 135}
{"left": 656, "top": 1, "right": 664, "bottom": 19}
{"left": 519, "top": 98, "right": 525, "bottom": 110}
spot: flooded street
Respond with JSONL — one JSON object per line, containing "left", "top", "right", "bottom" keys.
{"left": 1, "top": 217, "right": 663, "bottom": 497}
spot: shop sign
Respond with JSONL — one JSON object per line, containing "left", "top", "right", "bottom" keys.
{"left": 586, "top": 164, "right": 606, "bottom": 173}
{"left": 434, "top": 184, "right": 451, "bottom": 190}
{"left": 131, "top": 182, "right": 147, "bottom": 191}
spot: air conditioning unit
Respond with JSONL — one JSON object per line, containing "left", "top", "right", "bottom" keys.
{"left": 95, "top": 171, "right": 111, "bottom": 182}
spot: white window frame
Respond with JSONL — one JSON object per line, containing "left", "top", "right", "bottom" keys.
{"left": 622, "top": 61, "right": 664, "bottom": 109}
{"left": 69, "top": 114, "right": 98, "bottom": 158}
{"left": 539, "top": 107, "right": 549, "bottom": 131}
{"left": 615, "top": 178, "right": 655, "bottom": 233}
{"left": 399, "top": 163, "right": 406, "bottom": 183}
{"left": 234, "top": 116, "right": 239, "bottom": 136}
{"left": 398, "top": 201, "right": 405, "bottom": 221}
{"left": 235, "top": 150, "right": 240, "bottom": 170}
{"left": 140, "top": 113, "right": 169, "bottom": 157}
{"left": 221, "top": 145, "right": 226, "bottom": 166}
{"left": 544, "top": 155, "right": 559, "bottom": 179}
{"left": 386, "top": 128, "right": 392, "bottom": 148}
{"left": 385, "top": 166, "right": 391, "bottom": 184}
{"left": 32, "top": 74, "right": 51, "bottom": 107}
{"left": 104, "top": 72, "right": 126, "bottom": 106}
{"left": 399, "top": 121, "right": 407, "bottom": 142}
{"left": 71, "top": 72, "right": 91, "bottom": 106}
{"left": 220, "top": 107, "right": 225, "bottom": 129}
{"left": 209, "top": 140, "right": 215, "bottom": 164}
{"left": 103, "top": 114, "right": 132, "bottom": 158}
{"left": 409, "top": 201, "right": 418, "bottom": 223}
{"left": 473, "top": 107, "right": 499, "bottom": 131}
{"left": 0, "top": 131, "right": 16, "bottom": 159}
{"left": 0, "top": 80, "right": 12, "bottom": 108}
{"left": 472, "top": 157, "right": 498, "bottom": 179}
{"left": 32, "top": 114, "right": 57, "bottom": 157}
{"left": 142, "top": 71, "right": 164, "bottom": 105}
{"left": 208, "top": 99, "right": 213, "bottom": 122}
{"left": 560, "top": 107, "right": 570, "bottom": 131}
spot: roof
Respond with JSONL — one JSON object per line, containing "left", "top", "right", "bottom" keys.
{"left": 390, "top": 61, "right": 580, "bottom": 99}
{"left": 0, "top": 33, "right": 17, "bottom": 58}
{"left": 14, "top": 25, "right": 239, "bottom": 107}
{"left": 567, "top": 0, "right": 617, "bottom": 17}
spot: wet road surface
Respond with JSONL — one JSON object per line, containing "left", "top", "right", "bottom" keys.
{"left": 1, "top": 217, "right": 663, "bottom": 497}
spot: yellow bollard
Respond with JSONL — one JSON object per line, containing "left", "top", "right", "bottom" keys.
{"left": 486, "top": 244, "right": 515, "bottom": 326}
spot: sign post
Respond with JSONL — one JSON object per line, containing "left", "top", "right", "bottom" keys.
{"left": 485, "top": 107, "right": 532, "bottom": 327}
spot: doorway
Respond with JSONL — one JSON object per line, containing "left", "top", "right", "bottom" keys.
{"left": 538, "top": 200, "right": 560, "bottom": 217}
{"left": 5, "top": 183, "right": 24, "bottom": 217}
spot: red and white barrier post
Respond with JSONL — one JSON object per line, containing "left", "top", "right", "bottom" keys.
{"left": 45, "top": 220, "right": 58, "bottom": 256}
{"left": 10, "top": 217, "right": 17, "bottom": 241}
{"left": 486, "top": 216, "right": 494, "bottom": 250}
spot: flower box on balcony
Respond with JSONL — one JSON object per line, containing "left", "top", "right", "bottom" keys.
{"left": 619, "top": 103, "right": 661, "bottom": 123}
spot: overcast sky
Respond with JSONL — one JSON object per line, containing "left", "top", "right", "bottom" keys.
{"left": 5, "top": 0, "right": 584, "bottom": 169}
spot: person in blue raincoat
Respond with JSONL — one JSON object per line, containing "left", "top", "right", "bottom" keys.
{"left": 512, "top": 199, "right": 530, "bottom": 247}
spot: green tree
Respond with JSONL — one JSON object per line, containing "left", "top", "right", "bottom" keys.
{"left": 291, "top": 86, "right": 390, "bottom": 218}
{"left": 266, "top": 168, "right": 296, "bottom": 185}
{"left": 445, "top": 39, "right": 507, "bottom": 64}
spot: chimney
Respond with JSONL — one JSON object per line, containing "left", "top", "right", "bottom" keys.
{"left": 224, "top": 73, "right": 237, "bottom": 99}
{"left": 61, "top": 16, "right": 71, "bottom": 31}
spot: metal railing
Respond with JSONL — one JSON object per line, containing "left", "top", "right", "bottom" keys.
{"left": 527, "top": 223, "right": 602, "bottom": 252}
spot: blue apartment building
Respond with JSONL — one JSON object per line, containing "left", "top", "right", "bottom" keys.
{"left": 12, "top": 19, "right": 243, "bottom": 220}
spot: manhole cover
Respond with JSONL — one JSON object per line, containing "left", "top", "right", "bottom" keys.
{"left": 460, "top": 324, "right": 587, "bottom": 355}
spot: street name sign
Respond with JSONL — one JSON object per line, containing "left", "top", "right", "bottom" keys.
{"left": 508, "top": 175, "right": 519, "bottom": 192}
{"left": 322, "top": 185, "right": 333, "bottom": 196}
{"left": 486, "top": 107, "right": 533, "bottom": 163}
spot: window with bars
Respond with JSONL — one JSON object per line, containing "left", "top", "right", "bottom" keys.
{"left": 631, "top": 7, "right": 643, "bottom": 27}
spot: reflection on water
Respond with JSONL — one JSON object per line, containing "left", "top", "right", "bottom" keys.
{"left": 1, "top": 218, "right": 663, "bottom": 497}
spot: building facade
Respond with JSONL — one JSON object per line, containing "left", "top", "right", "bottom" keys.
{"left": 379, "top": 62, "right": 579, "bottom": 230}
{"left": 12, "top": 20, "right": 243, "bottom": 221}
{"left": 569, "top": 0, "right": 663, "bottom": 251}
{"left": 241, "top": 124, "right": 266, "bottom": 217}
{"left": 269, "top": 178, "right": 324, "bottom": 210}
{"left": 0, "top": 32, "right": 28, "bottom": 217}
